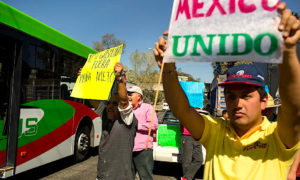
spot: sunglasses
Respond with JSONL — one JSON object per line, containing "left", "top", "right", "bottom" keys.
{"left": 106, "top": 101, "right": 118, "bottom": 106}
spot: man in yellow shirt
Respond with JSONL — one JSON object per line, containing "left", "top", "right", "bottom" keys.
{"left": 153, "top": 2, "right": 300, "bottom": 179}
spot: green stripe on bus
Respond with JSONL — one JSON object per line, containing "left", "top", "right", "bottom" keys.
{"left": 0, "top": 99, "right": 74, "bottom": 151}
{"left": 18, "top": 99, "right": 75, "bottom": 147}
{"left": 15, "top": 99, "right": 75, "bottom": 148}
{"left": 0, "top": 2, "right": 97, "bottom": 58}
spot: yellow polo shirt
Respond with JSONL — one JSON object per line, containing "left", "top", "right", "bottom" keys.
{"left": 199, "top": 115, "right": 300, "bottom": 180}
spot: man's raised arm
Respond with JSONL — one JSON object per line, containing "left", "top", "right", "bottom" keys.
{"left": 114, "top": 62, "right": 129, "bottom": 110}
{"left": 153, "top": 31, "right": 205, "bottom": 140}
{"left": 277, "top": 2, "right": 300, "bottom": 148}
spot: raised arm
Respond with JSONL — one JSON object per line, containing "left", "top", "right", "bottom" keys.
{"left": 277, "top": 2, "right": 300, "bottom": 148}
{"left": 114, "top": 62, "right": 129, "bottom": 109}
{"left": 153, "top": 31, "right": 205, "bottom": 140}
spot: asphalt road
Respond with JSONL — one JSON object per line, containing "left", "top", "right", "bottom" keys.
{"left": 7, "top": 148, "right": 203, "bottom": 180}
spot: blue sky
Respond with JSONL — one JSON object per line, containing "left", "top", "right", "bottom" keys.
{"left": 2, "top": 0, "right": 299, "bottom": 83}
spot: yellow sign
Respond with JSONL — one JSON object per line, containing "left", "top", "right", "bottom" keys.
{"left": 71, "top": 44, "right": 123, "bottom": 100}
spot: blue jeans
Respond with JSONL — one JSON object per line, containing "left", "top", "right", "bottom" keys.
{"left": 181, "top": 135, "right": 203, "bottom": 180}
{"left": 132, "top": 149, "right": 153, "bottom": 180}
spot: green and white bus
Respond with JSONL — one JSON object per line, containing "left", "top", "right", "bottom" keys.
{"left": 0, "top": 2, "right": 102, "bottom": 178}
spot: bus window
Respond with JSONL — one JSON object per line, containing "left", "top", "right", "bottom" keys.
{"left": 57, "top": 52, "right": 85, "bottom": 103}
{"left": 22, "top": 44, "right": 59, "bottom": 103}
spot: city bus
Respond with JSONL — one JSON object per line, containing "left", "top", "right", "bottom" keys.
{"left": 0, "top": 2, "right": 102, "bottom": 178}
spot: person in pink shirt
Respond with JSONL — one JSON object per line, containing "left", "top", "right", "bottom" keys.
{"left": 127, "top": 86, "right": 158, "bottom": 180}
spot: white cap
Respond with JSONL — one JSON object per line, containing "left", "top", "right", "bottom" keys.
{"left": 127, "top": 86, "right": 143, "bottom": 96}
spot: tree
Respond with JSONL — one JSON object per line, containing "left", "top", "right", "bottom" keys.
{"left": 129, "top": 50, "right": 158, "bottom": 82}
{"left": 130, "top": 50, "right": 144, "bottom": 76}
{"left": 211, "top": 62, "right": 235, "bottom": 76}
{"left": 126, "top": 69, "right": 138, "bottom": 84}
{"left": 143, "top": 52, "right": 157, "bottom": 76}
{"left": 128, "top": 50, "right": 164, "bottom": 104}
{"left": 211, "top": 61, "right": 253, "bottom": 77}
{"left": 93, "top": 33, "right": 126, "bottom": 53}
{"left": 128, "top": 49, "right": 200, "bottom": 103}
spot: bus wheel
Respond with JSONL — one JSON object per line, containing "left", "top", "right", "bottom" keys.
{"left": 74, "top": 125, "right": 90, "bottom": 162}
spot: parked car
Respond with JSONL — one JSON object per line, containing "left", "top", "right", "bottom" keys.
{"left": 153, "top": 109, "right": 207, "bottom": 164}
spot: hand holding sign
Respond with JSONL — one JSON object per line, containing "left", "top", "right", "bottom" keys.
{"left": 154, "top": 30, "right": 168, "bottom": 68}
{"left": 277, "top": 2, "right": 300, "bottom": 50}
{"left": 114, "top": 62, "right": 124, "bottom": 79}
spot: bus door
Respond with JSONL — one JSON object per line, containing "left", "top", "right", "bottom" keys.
{"left": 0, "top": 33, "right": 22, "bottom": 177}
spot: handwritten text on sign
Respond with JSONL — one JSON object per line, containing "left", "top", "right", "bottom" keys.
{"left": 164, "top": 0, "right": 282, "bottom": 63}
{"left": 71, "top": 44, "right": 123, "bottom": 100}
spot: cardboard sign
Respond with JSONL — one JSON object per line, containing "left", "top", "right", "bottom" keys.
{"left": 179, "top": 81, "right": 204, "bottom": 108}
{"left": 71, "top": 44, "right": 123, "bottom": 100}
{"left": 164, "top": 0, "right": 282, "bottom": 63}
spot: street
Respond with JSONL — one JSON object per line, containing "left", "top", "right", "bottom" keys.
{"left": 7, "top": 148, "right": 203, "bottom": 180}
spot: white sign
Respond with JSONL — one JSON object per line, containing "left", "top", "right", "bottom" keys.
{"left": 164, "top": 0, "right": 282, "bottom": 63}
